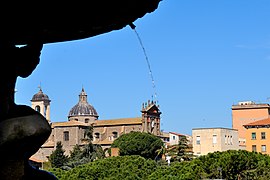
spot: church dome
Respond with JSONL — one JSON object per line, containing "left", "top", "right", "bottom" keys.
{"left": 31, "top": 87, "right": 50, "bottom": 102}
{"left": 68, "top": 102, "right": 98, "bottom": 117}
{"left": 68, "top": 88, "right": 98, "bottom": 117}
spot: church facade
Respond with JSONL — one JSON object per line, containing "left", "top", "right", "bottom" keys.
{"left": 30, "top": 88, "right": 162, "bottom": 162}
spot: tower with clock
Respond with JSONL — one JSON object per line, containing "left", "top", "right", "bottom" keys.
{"left": 141, "top": 100, "right": 162, "bottom": 136}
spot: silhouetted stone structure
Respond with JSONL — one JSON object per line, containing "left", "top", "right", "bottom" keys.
{"left": 0, "top": 1, "right": 161, "bottom": 179}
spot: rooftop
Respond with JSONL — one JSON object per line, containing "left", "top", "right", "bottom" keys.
{"left": 94, "top": 117, "right": 142, "bottom": 126}
{"left": 243, "top": 118, "right": 270, "bottom": 127}
{"left": 232, "top": 102, "right": 270, "bottom": 110}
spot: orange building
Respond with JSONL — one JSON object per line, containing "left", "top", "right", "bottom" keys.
{"left": 243, "top": 118, "right": 270, "bottom": 155}
{"left": 231, "top": 101, "right": 270, "bottom": 147}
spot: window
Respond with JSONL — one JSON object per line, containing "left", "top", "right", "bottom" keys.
{"left": 85, "top": 118, "right": 89, "bottom": 123}
{"left": 252, "top": 145, "right": 257, "bottom": 152}
{"left": 251, "top": 132, "right": 256, "bottom": 140}
{"left": 44, "top": 106, "right": 47, "bottom": 117}
{"left": 261, "top": 132, "right": 266, "bottom": 140}
{"left": 213, "top": 135, "right": 217, "bottom": 144}
{"left": 230, "top": 136, "right": 233, "bottom": 145}
{"left": 94, "top": 132, "right": 100, "bottom": 139}
{"left": 173, "top": 135, "right": 176, "bottom": 140}
{"left": 261, "top": 145, "right": 266, "bottom": 152}
{"left": 196, "top": 136, "right": 200, "bottom": 145}
{"left": 64, "top": 131, "right": 69, "bottom": 141}
{"left": 35, "top": 105, "right": 40, "bottom": 113}
{"left": 112, "top": 132, "right": 118, "bottom": 138}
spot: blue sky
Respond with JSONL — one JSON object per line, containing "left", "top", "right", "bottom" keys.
{"left": 15, "top": 1, "right": 270, "bottom": 135}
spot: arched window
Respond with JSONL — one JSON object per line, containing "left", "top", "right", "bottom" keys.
{"left": 35, "top": 105, "right": 40, "bottom": 113}
{"left": 44, "top": 105, "right": 47, "bottom": 117}
{"left": 112, "top": 132, "right": 118, "bottom": 138}
{"left": 94, "top": 132, "right": 100, "bottom": 140}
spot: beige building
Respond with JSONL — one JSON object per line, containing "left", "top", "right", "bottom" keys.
{"left": 31, "top": 88, "right": 163, "bottom": 162}
{"left": 232, "top": 101, "right": 270, "bottom": 147}
{"left": 192, "top": 127, "right": 239, "bottom": 156}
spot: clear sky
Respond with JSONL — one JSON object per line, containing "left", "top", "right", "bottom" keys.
{"left": 15, "top": 1, "right": 270, "bottom": 135}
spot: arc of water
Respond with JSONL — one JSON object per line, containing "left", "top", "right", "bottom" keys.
{"left": 129, "top": 23, "right": 158, "bottom": 103}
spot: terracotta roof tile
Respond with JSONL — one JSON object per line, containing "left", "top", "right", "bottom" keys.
{"left": 94, "top": 117, "right": 141, "bottom": 126}
{"left": 52, "top": 120, "right": 89, "bottom": 127}
{"left": 169, "top": 132, "right": 185, "bottom": 136}
{"left": 29, "top": 156, "right": 44, "bottom": 163}
{"left": 244, "top": 118, "right": 270, "bottom": 126}
{"left": 42, "top": 141, "right": 54, "bottom": 147}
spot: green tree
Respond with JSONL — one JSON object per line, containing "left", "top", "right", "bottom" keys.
{"left": 60, "top": 155, "right": 157, "bottom": 180}
{"left": 148, "top": 161, "right": 206, "bottom": 180}
{"left": 69, "top": 144, "right": 82, "bottom": 160}
{"left": 64, "top": 144, "right": 83, "bottom": 169}
{"left": 155, "top": 144, "right": 167, "bottom": 160}
{"left": 111, "top": 131, "right": 164, "bottom": 160}
{"left": 178, "top": 136, "right": 191, "bottom": 159}
{"left": 64, "top": 125, "right": 105, "bottom": 169}
{"left": 49, "top": 141, "right": 68, "bottom": 168}
{"left": 193, "top": 149, "right": 268, "bottom": 179}
{"left": 168, "top": 135, "right": 193, "bottom": 162}
{"left": 48, "top": 149, "right": 270, "bottom": 180}
{"left": 81, "top": 124, "right": 105, "bottom": 162}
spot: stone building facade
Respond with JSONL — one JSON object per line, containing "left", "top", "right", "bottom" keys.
{"left": 192, "top": 127, "right": 240, "bottom": 156}
{"left": 31, "top": 88, "right": 162, "bottom": 162}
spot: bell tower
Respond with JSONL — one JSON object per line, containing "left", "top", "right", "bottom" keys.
{"left": 31, "top": 86, "right": 51, "bottom": 123}
{"left": 141, "top": 100, "right": 162, "bottom": 136}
